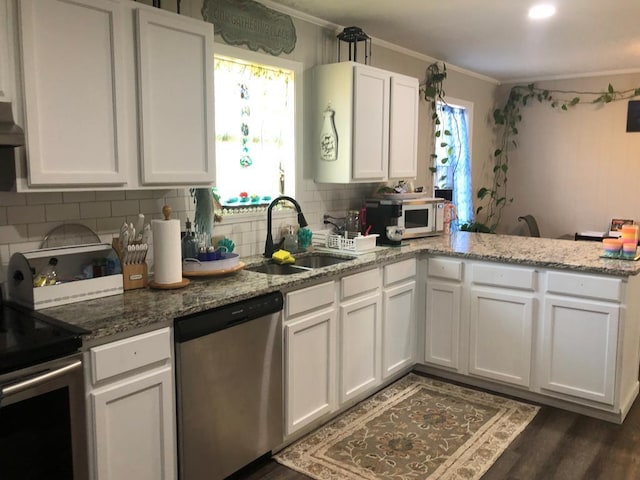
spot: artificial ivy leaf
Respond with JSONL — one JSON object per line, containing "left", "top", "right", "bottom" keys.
{"left": 496, "top": 197, "right": 506, "bottom": 206}
{"left": 501, "top": 164, "right": 508, "bottom": 173}
{"left": 494, "top": 149, "right": 502, "bottom": 157}
{"left": 477, "top": 188, "right": 489, "bottom": 199}
{"left": 429, "top": 167, "right": 437, "bottom": 173}
{"left": 444, "top": 129, "right": 452, "bottom": 136}
{"left": 476, "top": 206, "right": 484, "bottom": 214}
{"left": 435, "top": 131, "right": 441, "bottom": 137}
{"left": 561, "top": 104, "right": 568, "bottom": 111}
{"left": 570, "top": 97, "right": 580, "bottom": 106}
{"left": 430, "top": 153, "right": 438, "bottom": 158}
{"left": 441, "top": 158, "right": 449, "bottom": 164}
{"left": 440, "top": 142, "right": 448, "bottom": 148}
{"left": 493, "top": 165, "right": 501, "bottom": 173}
{"left": 608, "top": 83, "right": 614, "bottom": 94}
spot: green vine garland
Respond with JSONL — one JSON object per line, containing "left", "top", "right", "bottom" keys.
{"left": 422, "top": 61, "right": 640, "bottom": 233}
{"left": 421, "top": 63, "right": 453, "bottom": 186}
{"left": 470, "top": 83, "right": 640, "bottom": 233}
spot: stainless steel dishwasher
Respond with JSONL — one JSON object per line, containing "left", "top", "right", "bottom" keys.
{"left": 174, "top": 291, "right": 284, "bottom": 480}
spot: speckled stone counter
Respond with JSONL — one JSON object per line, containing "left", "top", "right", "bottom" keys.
{"left": 39, "top": 232, "right": 640, "bottom": 346}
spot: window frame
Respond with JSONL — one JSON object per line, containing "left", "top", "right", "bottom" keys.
{"left": 212, "top": 43, "right": 303, "bottom": 219}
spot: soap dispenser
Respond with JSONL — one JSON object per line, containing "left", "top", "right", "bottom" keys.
{"left": 283, "top": 225, "right": 298, "bottom": 252}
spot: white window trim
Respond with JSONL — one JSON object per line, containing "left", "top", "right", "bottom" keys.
{"left": 213, "top": 42, "right": 303, "bottom": 217}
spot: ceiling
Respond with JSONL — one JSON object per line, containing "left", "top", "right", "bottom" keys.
{"left": 263, "top": 0, "right": 640, "bottom": 83}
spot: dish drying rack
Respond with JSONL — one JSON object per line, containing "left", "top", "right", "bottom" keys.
{"left": 326, "top": 234, "right": 378, "bottom": 252}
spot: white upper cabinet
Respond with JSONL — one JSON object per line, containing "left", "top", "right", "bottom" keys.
{"left": 389, "top": 74, "right": 419, "bottom": 179}
{"left": 0, "top": 0, "right": 14, "bottom": 102}
{"left": 19, "top": 0, "right": 129, "bottom": 186}
{"left": 13, "top": 0, "right": 215, "bottom": 190}
{"left": 136, "top": 8, "right": 215, "bottom": 185}
{"left": 312, "top": 61, "right": 418, "bottom": 183}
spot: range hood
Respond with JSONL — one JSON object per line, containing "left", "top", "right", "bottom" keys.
{"left": 0, "top": 102, "right": 25, "bottom": 147}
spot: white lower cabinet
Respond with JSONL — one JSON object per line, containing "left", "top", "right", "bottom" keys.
{"left": 284, "top": 281, "right": 337, "bottom": 436}
{"left": 468, "top": 287, "right": 534, "bottom": 387}
{"left": 382, "top": 259, "right": 417, "bottom": 379}
{"left": 85, "top": 328, "right": 176, "bottom": 480}
{"left": 339, "top": 268, "right": 382, "bottom": 403}
{"left": 422, "top": 256, "right": 640, "bottom": 422}
{"left": 425, "top": 257, "right": 464, "bottom": 370}
{"left": 541, "top": 295, "right": 619, "bottom": 405}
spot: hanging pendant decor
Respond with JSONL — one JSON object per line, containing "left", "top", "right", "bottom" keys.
{"left": 239, "top": 83, "right": 252, "bottom": 168}
{"left": 320, "top": 106, "right": 338, "bottom": 161}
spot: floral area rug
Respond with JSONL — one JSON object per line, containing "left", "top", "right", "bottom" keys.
{"left": 274, "top": 373, "right": 539, "bottom": 480}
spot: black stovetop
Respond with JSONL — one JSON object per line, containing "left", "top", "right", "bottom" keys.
{"left": 0, "top": 302, "right": 90, "bottom": 375}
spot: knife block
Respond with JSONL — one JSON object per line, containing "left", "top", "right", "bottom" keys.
{"left": 112, "top": 239, "right": 148, "bottom": 290}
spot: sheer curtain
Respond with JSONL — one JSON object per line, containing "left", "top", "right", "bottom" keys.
{"left": 437, "top": 104, "right": 473, "bottom": 230}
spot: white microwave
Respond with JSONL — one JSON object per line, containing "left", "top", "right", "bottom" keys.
{"left": 397, "top": 197, "right": 445, "bottom": 238}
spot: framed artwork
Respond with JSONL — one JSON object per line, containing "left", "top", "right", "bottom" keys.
{"left": 626, "top": 101, "right": 640, "bottom": 132}
{"left": 610, "top": 218, "right": 634, "bottom": 232}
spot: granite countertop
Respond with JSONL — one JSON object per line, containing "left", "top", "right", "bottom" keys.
{"left": 40, "top": 232, "right": 640, "bottom": 346}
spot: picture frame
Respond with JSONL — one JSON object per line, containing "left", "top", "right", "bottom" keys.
{"left": 626, "top": 101, "right": 640, "bottom": 132}
{"left": 610, "top": 218, "right": 634, "bottom": 232}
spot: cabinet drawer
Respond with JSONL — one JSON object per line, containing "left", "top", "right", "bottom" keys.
{"left": 546, "top": 271, "right": 623, "bottom": 302}
{"left": 90, "top": 328, "right": 171, "bottom": 384}
{"left": 471, "top": 263, "right": 536, "bottom": 290}
{"left": 341, "top": 268, "right": 380, "bottom": 300}
{"left": 383, "top": 258, "right": 416, "bottom": 286}
{"left": 427, "top": 257, "right": 463, "bottom": 281}
{"left": 286, "top": 281, "right": 335, "bottom": 318}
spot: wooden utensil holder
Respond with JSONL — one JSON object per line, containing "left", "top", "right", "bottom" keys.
{"left": 112, "top": 239, "right": 148, "bottom": 290}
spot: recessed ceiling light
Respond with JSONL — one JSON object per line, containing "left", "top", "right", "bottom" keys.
{"left": 528, "top": 4, "right": 556, "bottom": 19}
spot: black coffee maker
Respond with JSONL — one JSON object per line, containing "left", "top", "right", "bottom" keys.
{"left": 364, "top": 198, "right": 403, "bottom": 246}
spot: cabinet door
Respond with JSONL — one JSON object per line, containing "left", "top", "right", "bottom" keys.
{"left": 425, "top": 280, "right": 461, "bottom": 370}
{"left": 90, "top": 367, "right": 176, "bottom": 480}
{"left": 19, "top": 0, "right": 129, "bottom": 186}
{"left": 541, "top": 296, "right": 619, "bottom": 405}
{"left": 339, "top": 293, "right": 382, "bottom": 403}
{"left": 382, "top": 280, "right": 416, "bottom": 378}
{"left": 136, "top": 8, "right": 215, "bottom": 185}
{"left": 0, "top": 0, "right": 12, "bottom": 102}
{"left": 285, "top": 308, "right": 337, "bottom": 435}
{"left": 388, "top": 74, "right": 418, "bottom": 179}
{"left": 352, "top": 65, "right": 389, "bottom": 181}
{"left": 468, "top": 288, "right": 533, "bottom": 387}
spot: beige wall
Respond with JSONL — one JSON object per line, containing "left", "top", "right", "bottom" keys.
{"left": 0, "top": 0, "right": 498, "bottom": 278}
{"left": 497, "top": 73, "right": 640, "bottom": 238}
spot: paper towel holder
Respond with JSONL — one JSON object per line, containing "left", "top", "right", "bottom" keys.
{"left": 148, "top": 205, "right": 191, "bottom": 290}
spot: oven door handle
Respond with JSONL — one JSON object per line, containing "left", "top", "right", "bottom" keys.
{"left": 1, "top": 360, "right": 82, "bottom": 397}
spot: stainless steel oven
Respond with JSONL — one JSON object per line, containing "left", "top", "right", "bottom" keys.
{"left": 0, "top": 302, "right": 89, "bottom": 480}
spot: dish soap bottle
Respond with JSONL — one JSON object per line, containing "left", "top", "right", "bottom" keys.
{"left": 33, "top": 257, "right": 58, "bottom": 287}
{"left": 283, "top": 225, "right": 298, "bottom": 252}
{"left": 181, "top": 218, "right": 198, "bottom": 260}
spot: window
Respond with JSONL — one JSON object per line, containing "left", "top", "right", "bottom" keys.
{"left": 434, "top": 99, "right": 473, "bottom": 229}
{"left": 213, "top": 46, "right": 299, "bottom": 214}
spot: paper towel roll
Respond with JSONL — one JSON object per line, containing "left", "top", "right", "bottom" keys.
{"left": 152, "top": 218, "right": 182, "bottom": 284}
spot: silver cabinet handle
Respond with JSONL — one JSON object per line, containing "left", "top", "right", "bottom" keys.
{"left": 1, "top": 360, "right": 82, "bottom": 397}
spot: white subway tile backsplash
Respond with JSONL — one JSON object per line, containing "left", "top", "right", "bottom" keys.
{"left": 139, "top": 198, "right": 167, "bottom": 215}
{"left": 80, "top": 202, "right": 112, "bottom": 219}
{"left": 45, "top": 203, "right": 80, "bottom": 222}
{"left": 96, "top": 216, "right": 129, "bottom": 232}
{"left": 96, "top": 191, "right": 126, "bottom": 201}
{"left": 7, "top": 205, "right": 46, "bottom": 225}
{"left": 0, "top": 185, "right": 357, "bottom": 270}
{"left": 27, "top": 192, "right": 63, "bottom": 205}
{"left": 63, "top": 191, "right": 96, "bottom": 203}
{"left": 0, "top": 192, "right": 26, "bottom": 206}
{"left": 0, "top": 224, "right": 28, "bottom": 243}
{"left": 110, "top": 200, "right": 140, "bottom": 216}
{"left": 125, "top": 190, "right": 156, "bottom": 200}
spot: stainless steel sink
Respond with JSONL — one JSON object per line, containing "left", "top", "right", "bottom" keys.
{"left": 294, "top": 254, "right": 352, "bottom": 268}
{"left": 246, "top": 263, "right": 311, "bottom": 275}
{"left": 246, "top": 254, "right": 353, "bottom": 275}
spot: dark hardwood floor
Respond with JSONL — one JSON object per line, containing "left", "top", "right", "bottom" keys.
{"left": 237, "top": 376, "right": 640, "bottom": 480}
